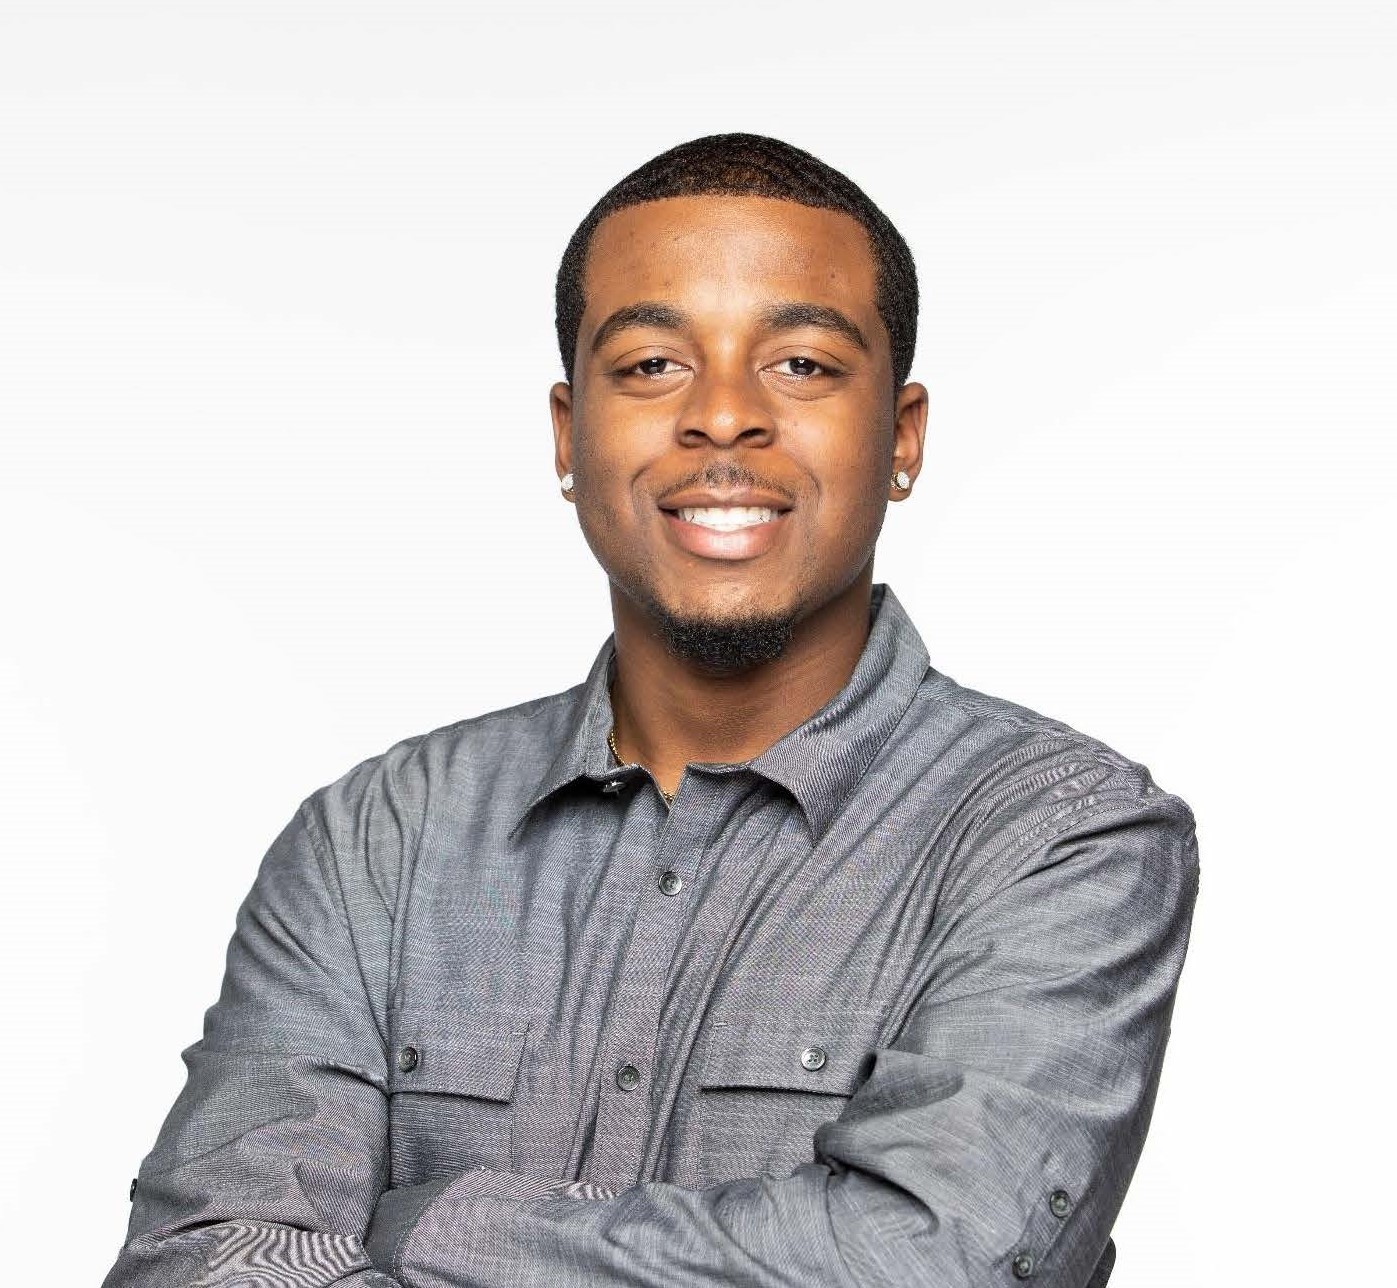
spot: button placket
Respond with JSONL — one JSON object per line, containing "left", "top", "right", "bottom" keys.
{"left": 586, "top": 784, "right": 723, "bottom": 1188}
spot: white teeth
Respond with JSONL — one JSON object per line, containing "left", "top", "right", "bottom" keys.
{"left": 676, "top": 506, "right": 777, "bottom": 530}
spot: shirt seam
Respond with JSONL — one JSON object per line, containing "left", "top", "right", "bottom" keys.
{"left": 928, "top": 686, "right": 1171, "bottom": 785}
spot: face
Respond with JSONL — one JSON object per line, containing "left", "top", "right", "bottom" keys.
{"left": 551, "top": 195, "right": 926, "bottom": 654}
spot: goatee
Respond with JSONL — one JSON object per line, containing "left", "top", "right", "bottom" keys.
{"left": 652, "top": 604, "right": 798, "bottom": 674}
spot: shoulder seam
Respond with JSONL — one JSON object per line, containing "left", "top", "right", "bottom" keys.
{"left": 922, "top": 676, "right": 1160, "bottom": 782}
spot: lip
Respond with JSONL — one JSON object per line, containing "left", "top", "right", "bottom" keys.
{"left": 659, "top": 487, "right": 794, "bottom": 512}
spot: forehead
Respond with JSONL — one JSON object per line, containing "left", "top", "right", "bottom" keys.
{"left": 581, "top": 195, "right": 881, "bottom": 328}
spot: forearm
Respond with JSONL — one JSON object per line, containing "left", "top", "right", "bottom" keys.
{"left": 367, "top": 1164, "right": 857, "bottom": 1288}
{"left": 365, "top": 1106, "right": 1123, "bottom": 1288}
{"left": 104, "top": 1047, "right": 399, "bottom": 1288}
{"left": 105, "top": 1221, "right": 400, "bottom": 1288}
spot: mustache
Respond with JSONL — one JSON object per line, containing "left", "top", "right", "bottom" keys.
{"left": 659, "top": 460, "right": 797, "bottom": 504}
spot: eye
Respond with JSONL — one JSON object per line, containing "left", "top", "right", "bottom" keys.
{"left": 626, "top": 356, "right": 683, "bottom": 377}
{"left": 773, "top": 356, "right": 827, "bottom": 377}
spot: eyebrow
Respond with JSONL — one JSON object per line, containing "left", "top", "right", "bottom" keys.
{"left": 588, "top": 299, "right": 871, "bottom": 356}
{"left": 758, "top": 302, "right": 869, "bottom": 352}
{"left": 590, "top": 302, "right": 688, "bottom": 353}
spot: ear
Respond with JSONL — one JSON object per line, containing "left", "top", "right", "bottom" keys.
{"left": 889, "top": 381, "right": 928, "bottom": 499}
{"left": 550, "top": 381, "right": 574, "bottom": 497}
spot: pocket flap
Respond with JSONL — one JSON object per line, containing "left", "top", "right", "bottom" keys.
{"left": 389, "top": 1017, "right": 528, "bottom": 1100}
{"left": 700, "top": 1014, "right": 879, "bottom": 1097}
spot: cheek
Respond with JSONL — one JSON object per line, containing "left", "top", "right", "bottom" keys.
{"left": 572, "top": 397, "right": 659, "bottom": 493}
{"left": 571, "top": 437, "right": 654, "bottom": 550}
{"left": 790, "top": 419, "right": 893, "bottom": 524}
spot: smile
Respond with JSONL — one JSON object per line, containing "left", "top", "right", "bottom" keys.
{"left": 660, "top": 506, "right": 790, "bottom": 562}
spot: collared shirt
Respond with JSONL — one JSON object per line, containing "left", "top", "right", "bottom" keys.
{"left": 104, "top": 585, "right": 1198, "bottom": 1288}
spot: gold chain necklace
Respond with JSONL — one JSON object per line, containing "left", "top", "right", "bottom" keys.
{"left": 607, "top": 726, "right": 674, "bottom": 806}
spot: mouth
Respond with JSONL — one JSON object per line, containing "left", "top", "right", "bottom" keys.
{"left": 658, "top": 502, "right": 792, "bottom": 562}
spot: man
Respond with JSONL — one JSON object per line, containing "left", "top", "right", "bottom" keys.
{"left": 104, "top": 134, "right": 1197, "bottom": 1288}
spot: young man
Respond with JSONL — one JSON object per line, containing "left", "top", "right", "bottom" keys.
{"left": 104, "top": 134, "right": 1197, "bottom": 1288}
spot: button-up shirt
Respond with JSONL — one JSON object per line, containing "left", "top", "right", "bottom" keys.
{"left": 103, "top": 585, "right": 1198, "bottom": 1288}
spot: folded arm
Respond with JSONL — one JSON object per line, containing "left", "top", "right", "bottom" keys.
{"left": 106, "top": 775, "right": 1196, "bottom": 1288}
{"left": 103, "top": 789, "right": 404, "bottom": 1288}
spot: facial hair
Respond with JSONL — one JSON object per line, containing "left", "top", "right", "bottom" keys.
{"left": 651, "top": 601, "right": 798, "bottom": 674}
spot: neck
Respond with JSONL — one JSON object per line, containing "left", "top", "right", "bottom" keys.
{"left": 607, "top": 567, "right": 875, "bottom": 798}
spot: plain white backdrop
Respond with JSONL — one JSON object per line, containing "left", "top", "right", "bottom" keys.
{"left": 2, "top": 3, "right": 1392, "bottom": 1283}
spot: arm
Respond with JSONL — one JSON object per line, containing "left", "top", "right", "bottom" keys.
{"left": 364, "top": 792, "right": 1198, "bottom": 1288}
{"left": 102, "top": 790, "right": 403, "bottom": 1288}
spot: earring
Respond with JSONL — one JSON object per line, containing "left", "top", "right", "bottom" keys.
{"left": 892, "top": 470, "right": 911, "bottom": 491}
{"left": 560, "top": 473, "right": 574, "bottom": 494}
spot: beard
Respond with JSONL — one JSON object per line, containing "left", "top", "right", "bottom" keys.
{"left": 658, "top": 608, "right": 797, "bottom": 673}
{"left": 640, "top": 593, "right": 799, "bottom": 674}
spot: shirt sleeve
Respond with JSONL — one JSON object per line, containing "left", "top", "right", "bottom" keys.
{"left": 363, "top": 791, "right": 1199, "bottom": 1288}
{"left": 101, "top": 793, "right": 405, "bottom": 1288}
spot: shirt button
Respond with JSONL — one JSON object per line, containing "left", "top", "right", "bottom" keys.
{"left": 615, "top": 1062, "right": 641, "bottom": 1091}
{"left": 1049, "top": 1189, "right": 1072, "bottom": 1218}
{"left": 800, "top": 1045, "right": 827, "bottom": 1071}
{"left": 658, "top": 870, "right": 683, "bottom": 895}
{"left": 602, "top": 779, "right": 624, "bottom": 794}
{"left": 1012, "top": 1251, "right": 1036, "bottom": 1279}
{"left": 129, "top": 1178, "right": 138, "bottom": 1201}
{"left": 397, "top": 1045, "right": 419, "bottom": 1073}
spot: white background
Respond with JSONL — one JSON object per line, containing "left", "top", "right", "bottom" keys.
{"left": 2, "top": 3, "right": 1392, "bottom": 1284}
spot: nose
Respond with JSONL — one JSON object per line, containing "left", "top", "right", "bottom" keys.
{"left": 676, "top": 367, "right": 776, "bottom": 450}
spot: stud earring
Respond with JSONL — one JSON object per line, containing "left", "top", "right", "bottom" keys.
{"left": 560, "top": 473, "right": 574, "bottom": 494}
{"left": 892, "top": 470, "right": 911, "bottom": 491}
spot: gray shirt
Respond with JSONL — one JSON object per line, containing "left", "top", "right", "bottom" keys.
{"left": 104, "top": 584, "right": 1198, "bottom": 1288}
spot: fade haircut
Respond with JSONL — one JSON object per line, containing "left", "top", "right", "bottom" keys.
{"left": 555, "top": 133, "right": 919, "bottom": 390}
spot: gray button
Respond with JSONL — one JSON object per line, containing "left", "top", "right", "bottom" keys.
{"left": 129, "top": 1177, "right": 138, "bottom": 1201}
{"left": 602, "top": 779, "right": 624, "bottom": 794}
{"left": 800, "top": 1045, "right": 827, "bottom": 1071}
{"left": 397, "top": 1045, "right": 419, "bottom": 1073}
{"left": 615, "top": 1062, "right": 641, "bottom": 1090}
{"left": 1049, "top": 1189, "right": 1072, "bottom": 1218}
{"left": 658, "top": 870, "right": 683, "bottom": 895}
{"left": 1012, "top": 1251, "right": 1035, "bottom": 1279}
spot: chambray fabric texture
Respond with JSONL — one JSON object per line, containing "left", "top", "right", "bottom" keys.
{"left": 103, "top": 584, "right": 1198, "bottom": 1288}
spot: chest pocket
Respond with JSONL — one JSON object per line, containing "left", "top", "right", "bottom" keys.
{"left": 695, "top": 1013, "right": 881, "bottom": 1189}
{"left": 387, "top": 1013, "right": 528, "bottom": 1187}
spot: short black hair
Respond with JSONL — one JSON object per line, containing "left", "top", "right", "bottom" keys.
{"left": 555, "top": 133, "right": 918, "bottom": 389}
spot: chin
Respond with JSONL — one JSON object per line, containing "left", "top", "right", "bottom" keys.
{"left": 642, "top": 580, "right": 803, "bottom": 674}
{"left": 661, "top": 609, "right": 797, "bottom": 673}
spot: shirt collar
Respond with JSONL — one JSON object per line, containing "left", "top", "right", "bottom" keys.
{"left": 510, "top": 583, "right": 930, "bottom": 840}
